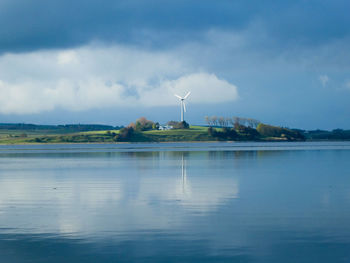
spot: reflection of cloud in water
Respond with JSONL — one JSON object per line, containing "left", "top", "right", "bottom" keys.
{"left": 0, "top": 153, "right": 239, "bottom": 236}
{"left": 172, "top": 177, "right": 239, "bottom": 212}
{"left": 138, "top": 155, "right": 239, "bottom": 212}
{"left": 1, "top": 147, "right": 350, "bottom": 261}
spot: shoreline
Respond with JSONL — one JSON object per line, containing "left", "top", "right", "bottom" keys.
{"left": 0, "top": 139, "right": 349, "bottom": 146}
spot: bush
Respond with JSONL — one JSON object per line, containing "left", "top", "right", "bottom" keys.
{"left": 34, "top": 138, "right": 42, "bottom": 143}
{"left": 257, "top": 123, "right": 305, "bottom": 141}
{"left": 306, "top": 129, "right": 350, "bottom": 140}
{"left": 208, "top": 127, "right": 239, "bottom": 140}
{"left": 115, "top": 127, "right": 134, "bottom": 141}
{"left": 235, "top": 125, "right": 260, "bottom": 140}
{"left": 170, "top": 121, "right": 190, "bottom": 129}
{"left": 129, "top": 117, "right": 156, "bottom": 131}
{"left": 152, "top": 122, "right": 160, "bottom": 130}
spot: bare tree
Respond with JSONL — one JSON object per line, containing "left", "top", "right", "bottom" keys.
{"left": 245, "top": 118, "right": 260, "bottom": 128}
{"left": 207, "top": 115, "right": 260, "bottom": 128}
{"left": 247, "top": 118, "right": 254, "bottom": 128}
{"left": 212, "top": 116, "right": 218, "bottom": 126}
{"left": 252, "top": 119, "right": 261, "bottom": 128}
{"left": 218, "top": 117, "right": 225, "bottom": 127}
{"left": 233, "top": 116, "right": 240, "bottom": 129}
{"left": 229, "top": 117, "right": 235, "bottom": 127}
{"left": 240, "top": 117, "right": 247, "bottom": 127}
{"left": 225, "top": 117, "right": 231, "bottom": 127}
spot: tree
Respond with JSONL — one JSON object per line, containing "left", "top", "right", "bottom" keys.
{"left": 211, "top": 116, "right": 218, "bottom": 126}
{"left": 233, "top": 117, "right": 240, "bottom": 129}
{"left": 218, "top": 117, "right": 225, "bottom": 127}
{"left": 129, "top": 117, "right": 155, "bottom": 131}
{"left": 173, "top": 121, "right": 189, "bottom": 129}
{"left": 208, "top": 126, "right": 215, "bottom": 136}
{"left": 236, "top": 125, "right": 260, "bottom": 140}
{"left": 208, "top": 127, "right": 238, "bottom": 140}
{"left": 152, "top": 122, "right": 160, "bottom": 130}
{"left": 229, "top": 117, "right": 235, "bottom": 128}
{"left": 115, "top": 127, "right": 134, "bottom": 141}
{"left": 252, "top": 119, "right": 260, "bottom": 128}
{"left": 246, "top": 118, "right": 260, "bottom": 128}
{"left": 257, "top": 123, "right": 305, "bottom": 141}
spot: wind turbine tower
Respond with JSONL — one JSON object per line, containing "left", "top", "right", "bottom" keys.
{"left": 174, "top": 92, "right": 191, "bottom": 122}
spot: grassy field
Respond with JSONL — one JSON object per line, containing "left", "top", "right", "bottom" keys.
{"left": 0, "top": 126, "right": 212, "bottom": 144}
{"left": 0, "top": 125, "right": 304, "bottom": 144}
{"left": 80, "top": 130, "right": 121, "bottom": 135}
{"left": 0, "top": 129, "right": 47, "bottom": 144}
{"left": 0, "top": 129, "right": 115, "bottom": 144}
{"left": 141, "top": 126, "right": 212, "bottom": 142}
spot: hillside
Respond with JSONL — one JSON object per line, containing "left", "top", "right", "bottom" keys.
{"left": 0, "top": 121, "right": 349, "bottom": 144}
{"left": 0, "top": 125, "right": 304, "bottom": 144}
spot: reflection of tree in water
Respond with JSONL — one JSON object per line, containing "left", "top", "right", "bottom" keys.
{"left": 208, "top": 150, "right": 258, "bottom": 160}
{"left": 120, "top": 151, "right": 160, "bottom": 158}
{"left": 256, "top": 150, "right": 289, "bottom": 159}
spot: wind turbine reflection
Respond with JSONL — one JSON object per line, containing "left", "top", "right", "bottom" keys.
{"left": 173, "top": 152, "right": 239, "bottom": 211}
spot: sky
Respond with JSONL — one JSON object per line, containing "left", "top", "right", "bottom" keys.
{"left": 0, "top": 0, "right": 349, "bottom": 130}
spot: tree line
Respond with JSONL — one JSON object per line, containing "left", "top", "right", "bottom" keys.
{"left": 204, "top": 116, "right": 260, "bottom": 128}
{"left": 205, "top": 116, "right": 306, "bottom": 141}
{"left": 0, "top": 123, "right": 121, "bottom": 132}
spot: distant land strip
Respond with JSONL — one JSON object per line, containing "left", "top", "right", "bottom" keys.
{"left": 0, "top": 120, "right": 349, "bottom": 144}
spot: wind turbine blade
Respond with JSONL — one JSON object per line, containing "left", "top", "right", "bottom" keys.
{"left": 183, "top": 102, "right": 187, "bottom": 112}
{"left": 184, "top": 91, "right": 191, "bottom": 99}
{"left": 174, "top": 94, "right": 182, "bottom": 99}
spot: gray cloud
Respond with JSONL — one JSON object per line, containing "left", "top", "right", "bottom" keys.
{"left": 0, "top": 0, "right": 349, "bottom": 53}
{"left": 0, "top": 1, "right": 349, "bottom": 129}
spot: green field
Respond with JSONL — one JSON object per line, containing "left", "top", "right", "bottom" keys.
{"left": 0, "top": 124, "right": 313, "bottom": 144}
{"left": 0, "top": 129, "right": 112, "bottom": 144}
{"left": 0, "top": 126, "right": 214, "bottom": 144}
{"left": 132, "top": 126, "right": 212, "bottom": 142}
{"left": 0, "top": 120, "right": 348, "bottom": 144}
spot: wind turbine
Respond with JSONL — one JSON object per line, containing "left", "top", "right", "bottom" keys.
{"left": 174, "top": 92, "right": 191, "bottom": 122}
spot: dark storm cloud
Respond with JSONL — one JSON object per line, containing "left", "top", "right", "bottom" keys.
{"left": 0, "top": 0, "right": 349, "bottom": 53}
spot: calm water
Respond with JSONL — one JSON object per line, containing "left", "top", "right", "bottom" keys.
{"left": 0, "top": 142, "right": 350, "bottom": 263}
